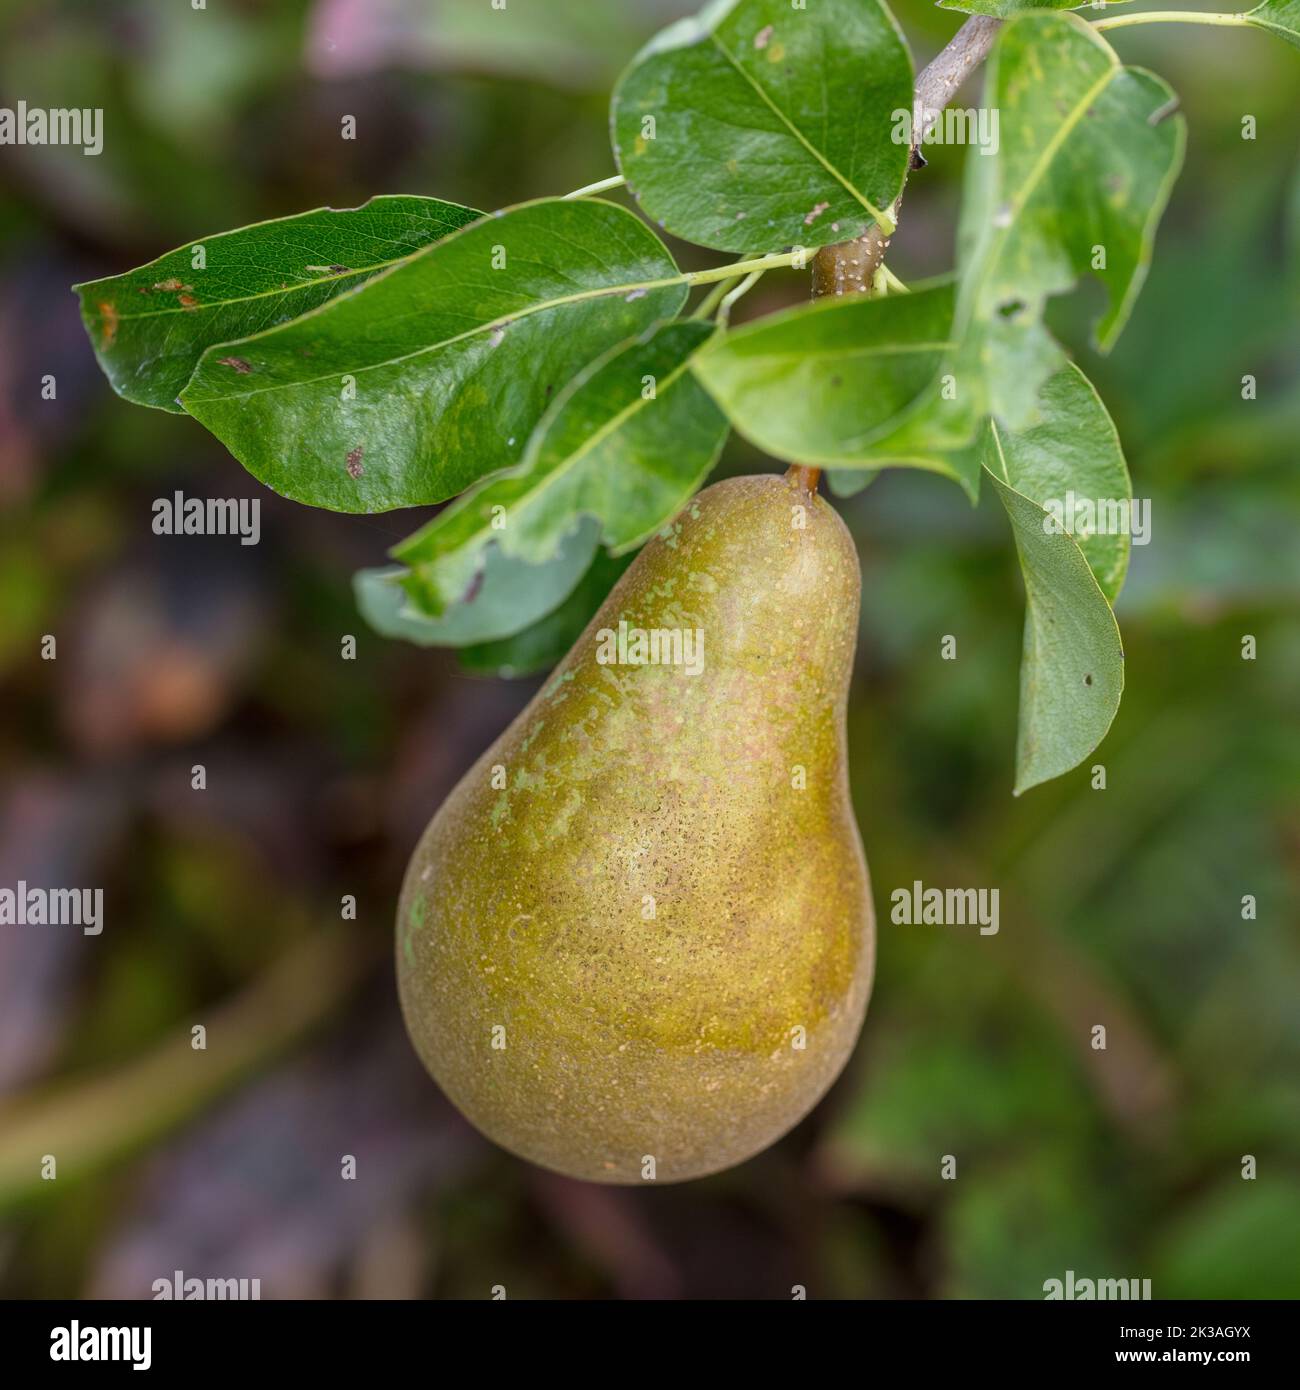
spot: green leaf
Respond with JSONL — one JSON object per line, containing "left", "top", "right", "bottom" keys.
{"left": 392, "top": 319, "right": 728, "bottom": 611}
{"left": 692, "top": 280, "right": 983, "bottom": 496}
{"left": 354, "top": 516, "right": 602, "bottom": 648}
{"left": 458, "top": 550, "right": 635, "bottom": 679}
{"left": 986, "top": 362, "right": 1132, "bottom": 603}
{"left": 847, "top": 412, "right": 984, "bottom": 497}
{"left": 817, "top": 8, "right": 1184, "bottom": 486}
{"left": 1245, "top": 0, "right": 1300, "bottom": 47}
{"left": 178, "top": 199, "right": 688, "bottom": 513}
{"left": 74, "top": 196, "right": 481, "bottom": 413}
{"left": 822, "top": 354, "right": 987, "bottom": 501}
{"left": 956, "top": 12, "right": 1185, "bottom": 425}
{"left": 825, "top": 469, "right": 882, "bottom": 500}
{"left": 985, "top": 438, "right": 1125, "bottom": 795}
{"left": 611, "top": 0, "right": 913, "bottom": 253}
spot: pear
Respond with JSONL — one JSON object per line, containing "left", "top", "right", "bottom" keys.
{"left": 397, "top": 470, "right": 874, "bottom": 1183}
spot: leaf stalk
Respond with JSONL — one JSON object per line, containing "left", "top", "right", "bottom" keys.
{"left": 563, "top": 174, "right": 628, "bottom": 199}
{"left": 1093, "top": 10, "right": 1249, "bottom": 30}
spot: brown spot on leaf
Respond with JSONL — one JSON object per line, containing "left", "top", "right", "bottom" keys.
{"left": 154, "top": 278, "right": 185, "bottom": 292}
{"left": 98, "top": 302, "right": 119, "bottom": 347}
{"left": 346, "top": 446, "right": 365, "bottom": 479}
{"left": 460, "top": 567, "right": 485, "bottom": 606}
{"left": 178, "top": 293, "right": 199, "bottom": 310}
{"left": 216, "top": 356, "right": 252, "bottom": 374}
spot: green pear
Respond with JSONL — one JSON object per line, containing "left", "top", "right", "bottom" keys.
{"left": 398, "top": 470, "right": 874, "bottom": 1183}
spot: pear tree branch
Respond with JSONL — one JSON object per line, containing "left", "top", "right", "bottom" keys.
{"left": 811, "top": 16, "right": 1002, "bottom": 298}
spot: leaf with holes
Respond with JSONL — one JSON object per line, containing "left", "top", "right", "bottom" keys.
{"left": 178, "top": 199, "right": 687, "bottom": 513}
{"left": 393, "top": 319, "right": 728, "bottom": 613}
{"left": 74, "top": 196, "right": 481, "bottom": 413}
{"left": 956, "top": 11, "right": 1184, "bottom": 426}
{"left": 611, "top": 0, "right": 913, "bottom": 253}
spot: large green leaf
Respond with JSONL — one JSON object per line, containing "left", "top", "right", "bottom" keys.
{"left": 987, "top": 362, "right": 1132, "bottom": 603}
{"left": 74, "top": 196, "right": 480, "bottom": 413}
{"left": 393, "top": 320, "right": 728, "bottom": 612}
{"left": 985, "top": 417, "right": 1125, "bottom": 793}
{"left": 956, "top": 12, "right": 1184, "bottom": 426}
{"left": 1246, "top": 0, "right": 1300, "bottom": 47}
{"left": 178, "top": 199, "right": 688, "bottom": 513}
{"left": 691, "top": 280, "right": 983, "bottom": 496}
{"left": 354, "top": 516, "right": 602, "bottom": 648}
{"left": 821, "top": 358, "right": 986, "bottom": 502}
{"left": 818, "top": 8, "right": 1184, "bottom": 485}
{"left": 611, "top": 0, "right": 913, "bottom": 253}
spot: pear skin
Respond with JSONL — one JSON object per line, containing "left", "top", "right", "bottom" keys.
{"left": 398, "top": 471, "right": 874, "bottom": 1183}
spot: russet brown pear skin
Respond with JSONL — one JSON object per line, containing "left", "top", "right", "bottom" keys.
{"left": 398, "top": 471, "right": 874, "bottom": 1183}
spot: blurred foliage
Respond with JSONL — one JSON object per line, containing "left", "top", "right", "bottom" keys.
{"left": 0, "top": 0, "right": 1297, "bottom": 1299}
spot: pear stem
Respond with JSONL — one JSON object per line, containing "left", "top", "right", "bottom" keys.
{"left": 787, "top": 464, "right": 822, "bottom": 494}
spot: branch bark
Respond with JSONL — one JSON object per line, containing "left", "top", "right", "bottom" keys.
{"left": 810, "top": 16, "right": 1001, "bottom": 298}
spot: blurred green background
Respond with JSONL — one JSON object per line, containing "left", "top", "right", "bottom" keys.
{"left": 1, "top": 0, "right": 1297, "bottom": 1299}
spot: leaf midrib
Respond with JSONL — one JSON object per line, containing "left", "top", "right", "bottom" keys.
{"left": 707, "top": 31, "right": 887, "bottom": 226}
{"left": 182, "top": 273, "right": 684, "bottom": 405}
{"left": 87, "top": 206, "right": 477, "bottom": 325}
{"left": 979, "top": 63, "right": 1117, "bottom": 290}
{"left": 717, "top": 339, "right": 953, "bottom": 366}
{"left": 102, "top": 258, "right": 412, "bottom": 325}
